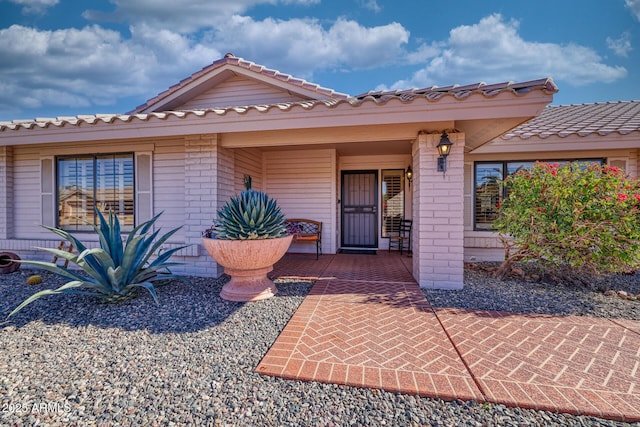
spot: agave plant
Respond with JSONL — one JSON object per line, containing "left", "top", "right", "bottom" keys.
{"left": 8, "top": 209, "right": 187, "bottom": 318}
{"left": 205, "top": 189, "right": 287, "bottom": 240}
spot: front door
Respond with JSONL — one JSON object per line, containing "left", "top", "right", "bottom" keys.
{"left": 341, "top": 171, "right": 378, "bottom": 248}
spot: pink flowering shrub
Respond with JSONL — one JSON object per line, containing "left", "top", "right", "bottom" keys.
{"left": 494, "top": 162, "right": 640, "bottom": 282}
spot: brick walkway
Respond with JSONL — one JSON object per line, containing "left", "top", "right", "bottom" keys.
{"left": 258, "top": 253, "right": 640, "bottom": 422}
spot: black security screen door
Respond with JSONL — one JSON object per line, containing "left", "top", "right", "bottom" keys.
{"left": 341, "top": 171, "right": 378, "bottom": 248}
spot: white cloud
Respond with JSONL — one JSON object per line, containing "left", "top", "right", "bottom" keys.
{"left": 359, "top": 0, "right": 381, "bottom": 13}
{"left": 390, "top": 14, "right": 627, "bottom": 90}
{"left": 607, "top": 32, "right": 633, "bottom": 57}
{"left": 0, "top": 1, "right": 410, "bottom": 118}
{"left": 83, "top": 0, "right": 318, "bottom": 33}
{"left": 0, "top": 24, "right": 219, "bottom": 116}
{"left": 626, "top": 0, "right": 640, "bottom": 21}
{"left": 5, "top": 4, "right": 625, "bottom": 119}
{"left": 8, "top": 0, "right": 58, "bottom": 15}
{"left": 207, "top": 16, "right": 409, "bottom": 75}
{"left": 406, "top": 42, "right": 442, "bottom": 64}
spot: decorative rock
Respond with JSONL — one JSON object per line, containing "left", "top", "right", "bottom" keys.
{"left": 0, "top": 268, "right": 638, "bottom": 426}
{"left": 26, "top": 275, "right": 43, "bottom": 285}
{"left": 511, "top": 267, "right": 525, "bottom": 278}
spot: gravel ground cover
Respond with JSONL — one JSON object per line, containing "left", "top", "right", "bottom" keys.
{"left": 425, "top": 265, "right": 640, "bottom": 320}
{"left": 1, "top": 267, "right": 639, "bottom": 427}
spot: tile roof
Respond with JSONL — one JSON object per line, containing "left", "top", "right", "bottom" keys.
{"left": 355, "top": 78, "right": 558, "bottom": 101}
{"left": 500, "top": 100, "right": 640, "bottom": 140}
{"left": 129, "top": 53, "right": 350, "bottom": 114}
{"left": 0, "top": 78, "right": 557, "bottom": 132}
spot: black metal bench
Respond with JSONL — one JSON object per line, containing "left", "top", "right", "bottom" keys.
{"left": 286, "top": 219, "right": 322, "bottom": 260}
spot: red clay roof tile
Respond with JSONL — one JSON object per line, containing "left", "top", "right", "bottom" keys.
{"left": 501, "top": 101, "right": 640, "bottom": 140}
{"left": 0, "top": 56, "right": 558, "bottom": 132}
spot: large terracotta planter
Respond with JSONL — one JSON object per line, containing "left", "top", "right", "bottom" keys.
{"left": 201, "top": 235, "right": 293, "bottom": 302}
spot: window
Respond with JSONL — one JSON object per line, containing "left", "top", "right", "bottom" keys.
{"left": 474, "top": 159, "right": 604, "bottom": 231}
{"left": 474, "top": 163, "right": 504, "bottom": 231}
{"left": 57, "top": 153, "right": 134, "bottom": 231}
{"left": 381, "top": 169, "right": 405, "bottom": 237}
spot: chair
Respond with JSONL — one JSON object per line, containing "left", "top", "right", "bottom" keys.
{"left": 388, "top": 219, "right": 412, "bottom": 255}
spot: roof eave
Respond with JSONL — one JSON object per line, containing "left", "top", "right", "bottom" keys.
{"left": 472, "top": 131, "right": 640, "bottom": 154}
{"left": 0, "top": 89, "right": 555, "bottom": 146}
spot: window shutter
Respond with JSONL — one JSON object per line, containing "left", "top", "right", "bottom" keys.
{"left": 463, "top": 163, "right": 473, "bottom": 229}
{"left": 608, "top": 158, "right": 627, "bottom": 173}
{"left": 135, "top": 152, "right": 153, "bottom": 224}
{"left": 40, "top": 157, "right": 55, "bottom": 227}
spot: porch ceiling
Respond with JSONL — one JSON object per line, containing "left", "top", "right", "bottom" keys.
{"left": 222, "top": 116, "right": 535, "bottom": 154}
{"left": 456, "top": 117, "right": 534, "bottom": 152}
{"left": 220, "top": 123, "right": 444, "bottom": 151}
{"left": 260, "top": 139, "right": 414, "bottom": 156}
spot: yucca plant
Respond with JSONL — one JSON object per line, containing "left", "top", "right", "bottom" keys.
{"left": 8, "top": 209, "right": 187, "bottom": 318}
{"left": 205, "top": 189, "right": 287, "bottom": 240}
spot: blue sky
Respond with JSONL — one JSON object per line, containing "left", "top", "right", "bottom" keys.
{"left": 0, "top": 0, "right": 638, "bottom": 121}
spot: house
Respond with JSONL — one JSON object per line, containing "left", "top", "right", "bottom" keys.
{"left": 465, "top": 101, "right": 640, "bottom": 262}
{"left": 2, "top": 53, "right": 634, "bottom": 290}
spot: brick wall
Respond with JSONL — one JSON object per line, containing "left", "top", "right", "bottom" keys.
{"left": 412, "top": 132, "right": 464, "bottom": 290}
{"left": 183, "top": 134, "right": 234, "bottom": 277}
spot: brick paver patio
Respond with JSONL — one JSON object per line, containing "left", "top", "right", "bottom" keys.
{"left": 257, "top": 253, "right": 640, "bottom": 422}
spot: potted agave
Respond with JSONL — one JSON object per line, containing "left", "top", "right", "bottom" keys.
{"left": 201, "top": 177, "right": 292, "bottom": 302}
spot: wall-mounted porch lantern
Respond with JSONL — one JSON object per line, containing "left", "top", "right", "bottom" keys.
{"left": 436, "top": 131, "right": 453, "bottom": 175}
{"left": 405, "top": 165, "right": 413, "bottom": 187}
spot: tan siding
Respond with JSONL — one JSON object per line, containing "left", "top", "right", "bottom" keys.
{"left": 12, "top": 150, "right": 43, "bottom": 238}
{"left": 464, "top": 233, "right": 502, "bottom": 249}
{"left": 339, "top": 155, "right": 411, "bottom": 172}
{"left": 234, "top": 148, "right": 263, "bottom": 192}
{"left": 178, "top": 75, "right": 305, "bottom": 110}
{"left": 265, "top": 149, "right": 335, "bottom": 254}
{"left": 11, "top": 139, "right": 188, "bottom": 242}
{"left": 151, "top": 140, "right": 186, "bottom": 241}
{"left": 615, "top": 150, "right": 637, "bottom": 177}
{"left": 467, "top": 148, "right": 632, "bottom": 163}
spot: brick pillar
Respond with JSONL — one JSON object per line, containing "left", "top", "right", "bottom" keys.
{"left": 412, "top": 131, "right": 464, "bottom": 289}
{"left": 0, "top": 146, "right": 13, "bottom": 239}
{"left": 184, "top": 134, "right": 234, "bottom": 277}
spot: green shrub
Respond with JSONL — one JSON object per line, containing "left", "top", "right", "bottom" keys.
{"left": 8, "top": 209, "right": 187, "bottom": 318}
{"left": 204, "top": 189, "right": 287, "bottom": 240}
{"left": 494, "top": 162, "right": 640, "bottom": 282}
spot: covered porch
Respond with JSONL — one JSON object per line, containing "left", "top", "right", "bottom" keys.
{"left": 0, "top": 55, "right": 558, "bottom": 290}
